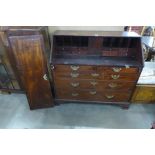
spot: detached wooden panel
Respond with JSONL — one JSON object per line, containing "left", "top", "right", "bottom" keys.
{"left": 131, "top": 85, "right": 155, "bottom": 103}
{"left": 8, "top": 35, "right": 54, "bottom": 109}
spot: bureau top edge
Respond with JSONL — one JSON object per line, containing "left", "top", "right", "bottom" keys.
{"left": 53, "top": 30, "right": 141, "bottom": 37}
{"left": 50, "top": 60, "right": 144, "bottom": 68}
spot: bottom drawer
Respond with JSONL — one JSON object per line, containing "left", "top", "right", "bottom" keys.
{"left": 56, "top": 89, "right": 131, "bottom": 102}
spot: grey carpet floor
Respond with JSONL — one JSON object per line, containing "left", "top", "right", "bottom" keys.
{"left": 0, "top": 93, "right": 155, "bottom": 129}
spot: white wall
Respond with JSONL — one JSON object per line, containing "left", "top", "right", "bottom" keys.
{"left": 48, "top": 26, "right": 124, "bottom": 34}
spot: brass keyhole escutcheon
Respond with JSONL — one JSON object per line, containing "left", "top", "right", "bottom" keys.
{"left": 43, "top": 74, "right": 48, "bottom": 80}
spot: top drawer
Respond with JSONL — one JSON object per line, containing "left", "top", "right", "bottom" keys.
{"left": 52, "top": 65, "right": 139, "bottom": 74}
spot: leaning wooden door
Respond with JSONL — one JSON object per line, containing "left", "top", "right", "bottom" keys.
{"left": 8, "top": 35, "right": 54, "bottom": 109}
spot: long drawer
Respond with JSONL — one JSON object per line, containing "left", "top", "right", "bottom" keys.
{"left": 53, "top": 65, "right": 138, "bottom": 74}
{"left": 53, "top": 72, "right": 139, "bottom": 81}
{"left": 56, "top": 89, "right": 131, "bottom": 102}
{"left": 54, "top": 78, "right": 136, "bottom": 91}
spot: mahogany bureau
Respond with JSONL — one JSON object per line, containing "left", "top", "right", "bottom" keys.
{"left": 50, "top": 30, "right": 144, "bottom": 109}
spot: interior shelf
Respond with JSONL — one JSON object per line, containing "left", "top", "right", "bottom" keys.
{"left": 51, "top": 31, "right": 144, "bottom": 67}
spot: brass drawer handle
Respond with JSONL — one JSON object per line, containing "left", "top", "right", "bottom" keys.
{"left": 105, "top": 95, "right": 114, "bottom": 99}
{"left": 70, "top": 82, "right": 79, "bottom": 87}
{"left": 90, "top": 81, "right": 98, "bottom": 86}
{"left": 43, "top": 74, "right": 48, "bottom": 80}
{"left": 72, "top": 93, "right": 79, "bottom": 96}
{"left": 70, "top": 72, "right": 79, "bottom": 78}
{"left": 70, "top": 65, "right": 79, "bottom": 71}
{"left": 108, "top": 83, "right": 117, "bottom": 88}
{"left": 51, "top": 65, "right": 55, "bottom": 70}
{"left": 111, "top": 74, "right": 120, "bottom": 80}
{"left": 112, "top": 67, "right": 122, "bottom": 72}
{"left": 91, "top": 73, "right": 99, "bottom": 77}
{"left": 89, "top": 90, "right": 97, "bottom": 95}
